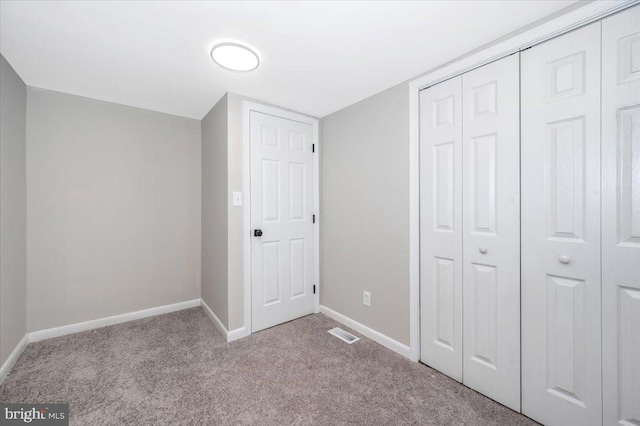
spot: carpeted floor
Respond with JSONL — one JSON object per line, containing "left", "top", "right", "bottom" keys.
{"left": 0, "top": 308, "right": 537, "bottom": 425}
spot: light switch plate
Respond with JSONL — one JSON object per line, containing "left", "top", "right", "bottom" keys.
{"left": 233, "top": 192, "right": 243, "bottom": 207}
{"left": 363, "top": 291, "right": 371, "bottom": 307}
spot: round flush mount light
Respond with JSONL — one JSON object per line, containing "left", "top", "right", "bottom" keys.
{"left": 210, "top": 43, "right": 260, "bottom": 72}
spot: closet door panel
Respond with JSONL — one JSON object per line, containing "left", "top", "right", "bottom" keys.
{"left": 521, "top": 22, "right": 602, "bottom": 426}
{"left": 602, "top": 6, "right": 640, "bottom": 426}
{"left": 420, "top": 77, "right": 463, "bottom": 381}
{"left": 462, "top": 53, "right": 520, "bottom": 411}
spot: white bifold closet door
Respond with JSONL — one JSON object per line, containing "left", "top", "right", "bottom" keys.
{"left": 462, "top": 53, "right": 520, "bottom": 411}
{"left": 521, "top": 22, "right": 602, "bottom": 426}
{"left": 420, "top": 54, "right": 520, "bottom": 409}
{"left": 420, "top": 76, "right": 464, "bottom": 382}
{"left": 602, "top": 7, "right": 640, "bottom": 426}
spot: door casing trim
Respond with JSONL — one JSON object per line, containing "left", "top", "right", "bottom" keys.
{"left": 243, "top": 101, "right": 320, "bottom": 335}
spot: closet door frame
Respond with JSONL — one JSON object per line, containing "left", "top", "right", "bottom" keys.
{"left": 408, "top": 0, "right": 635, "bottom": 364}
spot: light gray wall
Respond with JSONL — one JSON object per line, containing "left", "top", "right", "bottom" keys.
{"left": 226, "top": 93, "right": 247, "bottom": 331}
{"left": 320, "top": 82, "right": 410, "bottom": 345}
{"left": 199, "top": 92, "right": 244, "bottom": 331}
{"left": 0, "top": 55, "right": 27, "bottom": 365}
{"left": 26, "top": 88, "right": 201, "bottom": 332}
{"left": 198, "top": 91, "right": 249, "bottom": 332}
{"left": 201, "top": 94, "right": 229, "bottom": 328}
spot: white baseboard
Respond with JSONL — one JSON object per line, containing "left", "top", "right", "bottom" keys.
{"left": 200, "top": 298, "right": 228, "bottom": 338}
{"left": 226, "top": 326, "right": 247, "bottom": 342}
{"left": 2, "top": 298, "right": 249, "bottom": 383}
{"left": 0, "top": 334, "right": 29, "bottom": 383}
{"left": 200, "top": 298, "right": 247, "bottom": 342}
{"left": 320, "top": 305, "right": 411, "bottom": 359}
{"left": 28, "top": 299, "right": 201, "bottom": 343}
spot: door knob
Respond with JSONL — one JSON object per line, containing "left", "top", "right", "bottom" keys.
{"left": 254, "top": 229, "right": 263, "bottom": 237}
{"left": 559, "top": 255, "right": 570, "bottom": 264}
{"left": 479, "top": 247, "right": 488, "bottom": 254}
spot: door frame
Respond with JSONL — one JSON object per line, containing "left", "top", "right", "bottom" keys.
{"left": 407, "top": 0, "right": 636, "bottom": 362}
{"left": 242, "top": 101, "right": 320, "bottom": 335}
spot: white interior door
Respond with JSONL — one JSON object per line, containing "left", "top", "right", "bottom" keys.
{"left": 602, "top": 6, "right": 640, "bottom": 426}
{"left": 521, "top": 22, "right": 602, "bottom": 426}
{"left": 461, "top": 53, "right": 520, "bottom": 411}
{"left": 250, "top": 110, "right": 315, "bottom": 333}
{"left": 420, "top": 76, "right": 464, "bottom": 381}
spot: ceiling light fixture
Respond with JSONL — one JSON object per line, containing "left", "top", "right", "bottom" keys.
{"left": 210, "top": 43, "right": 260, "bottom": 72}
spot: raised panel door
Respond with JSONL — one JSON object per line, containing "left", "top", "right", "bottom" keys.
{"left": 602, "top": 6, "right": 640, "bottom": 426}
{"left": 250, "top": 111, "right": 314, "bottom": 332}
{"left": 521, "top": 22, "right": 602, "bottom": 426}
{"left": 420, "top": 77, "right": 464, "bottom": 381}
{"left": 462, "top": 53, "right": 521, "bottom": 411}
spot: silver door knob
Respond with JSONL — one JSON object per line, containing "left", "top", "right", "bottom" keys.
{"left": 559, "top": 255, "right": 571, "bottom": 264}
{"left": 479, "top": 247, "right": 488, "bottom": 254}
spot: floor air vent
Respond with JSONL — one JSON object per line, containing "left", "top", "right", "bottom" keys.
{"left": 328, "top": 327, "right": 360, "bottom": 344}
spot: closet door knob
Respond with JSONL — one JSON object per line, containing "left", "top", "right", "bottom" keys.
{"left": 479, "top": 247, "right": 488, "bottom": 254}
{"left": 559, "top": 255, "right": 571, "bottom": 264}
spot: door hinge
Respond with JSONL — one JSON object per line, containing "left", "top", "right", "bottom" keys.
{"left": 313, "top": 285, "right": 316, "bottom": 294}
{"left": 313, "top": 214, "right": 316, "bottom": 223}
{"left": 312, "top": 144, "right": 315, "bottom": 153}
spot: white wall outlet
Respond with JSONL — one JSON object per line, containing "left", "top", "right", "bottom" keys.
{"left": 232, "top": 192, "right": 243, "bottom": 207}
{"left": 363, "top": 291, "right": 371, "bottom": 307}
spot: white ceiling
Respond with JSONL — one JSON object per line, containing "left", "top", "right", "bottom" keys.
{"left": 0, "top": 0, "right": 577, "bottom": 119}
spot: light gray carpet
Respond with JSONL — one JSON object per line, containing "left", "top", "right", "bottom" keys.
{"left": 0, "top": 308, "right": 537, "bottom": 425}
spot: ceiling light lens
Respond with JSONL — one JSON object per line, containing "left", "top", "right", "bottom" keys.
{"left": 211, "top": 43, "right": 259, "bottom": 71}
